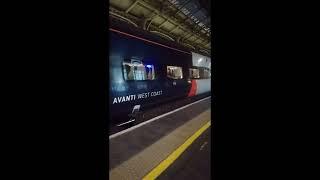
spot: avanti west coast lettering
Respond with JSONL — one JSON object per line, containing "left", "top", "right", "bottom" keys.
{"left": 112, "top": 90, "right": 163, "bottom": 104}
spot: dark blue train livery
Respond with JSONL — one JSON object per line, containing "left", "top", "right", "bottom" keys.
{"left": 109, "top": 23, "right": 211, "bottom": 127}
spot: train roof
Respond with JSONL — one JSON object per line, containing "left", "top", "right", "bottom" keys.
{"left": 109, "top": 18, "right": 211, "bottom": 58}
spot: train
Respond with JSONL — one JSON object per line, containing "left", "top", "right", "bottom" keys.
{"left": 109, "top": 20, "right": 211, "bottom": 128}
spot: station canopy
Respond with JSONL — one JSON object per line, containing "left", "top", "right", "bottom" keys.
{"left": 109, "top": 0, "right": 211, "bottom": 56}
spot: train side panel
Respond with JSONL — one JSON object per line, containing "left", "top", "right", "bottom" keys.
{"left": 109, "top": 29, "right": 193, "bottom": 125}
{"left": 191, "top": 52, "right": 211, "bottom": 95}
{"left": 195, "top": 79, "right": 211, "bottom": 95}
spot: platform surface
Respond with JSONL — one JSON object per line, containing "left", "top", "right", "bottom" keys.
{"left": 109, "top": 97, "right": 211, "bottom": 180}
{"left": 158, "top": 128, "right": 211, "bottom": 180}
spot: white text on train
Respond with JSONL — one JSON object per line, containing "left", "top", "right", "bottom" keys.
{"left": 113, "top": 94, "right": 136, "bottom": 104}
{"left": 112, "top": 90, "right": 163, "bottom": 104}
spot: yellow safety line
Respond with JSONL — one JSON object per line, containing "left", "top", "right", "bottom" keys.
{"left": 142, "top": 121, "right": 211, "bottom": 180}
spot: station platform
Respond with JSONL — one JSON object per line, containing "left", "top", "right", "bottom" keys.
{"left": 109, "top": 97, "right": 211, "bottom": 180}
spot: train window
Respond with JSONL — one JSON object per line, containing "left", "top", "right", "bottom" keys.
{"left": 189, "top": 68, "right": 200, "bottom": 79}
{"left": 122, "top": 60, "right": 155, "bottom": 81}
{"left": 167, "top": 66, "right": 183, "bottom": 79}
{"left": 199, "top": 67, "right": 211, "bottom": 79}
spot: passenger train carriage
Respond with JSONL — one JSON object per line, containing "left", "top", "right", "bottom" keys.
{"left": 109, "top": 21, "right": 211, "bottom": 127}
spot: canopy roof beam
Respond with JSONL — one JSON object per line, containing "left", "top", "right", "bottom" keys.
{"left": 126, "top": 0, "right": 139, "bottom": 13}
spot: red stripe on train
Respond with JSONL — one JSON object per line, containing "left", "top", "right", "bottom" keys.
{"left": 188, "top": 80, "right": 197, "bottom": 97}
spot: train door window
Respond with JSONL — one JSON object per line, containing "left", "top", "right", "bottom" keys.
{"left": 204, "top": 68, "right": 211, "bottom": 78}
{"left": 198, "top": 67, "right": 211, "bottom": 79}
{"left": 122, "top": 59, "right": 155, "bottom": 80}
{"left": 167, "top": 66, "right": 183, "bottom": 79}
{"left": 189, "top": 68, "right": 200, "bottom": 79}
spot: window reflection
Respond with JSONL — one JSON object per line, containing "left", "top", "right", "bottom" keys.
{"left": 123, "top": 59, "right": 155, "bottom": 81}
{"left": 167, "top": 66, "right": 183, "bottom": 79}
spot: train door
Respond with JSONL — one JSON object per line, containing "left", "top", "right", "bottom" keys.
{"left": 165, "top": 65, "right": 189, "bottom": 100}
